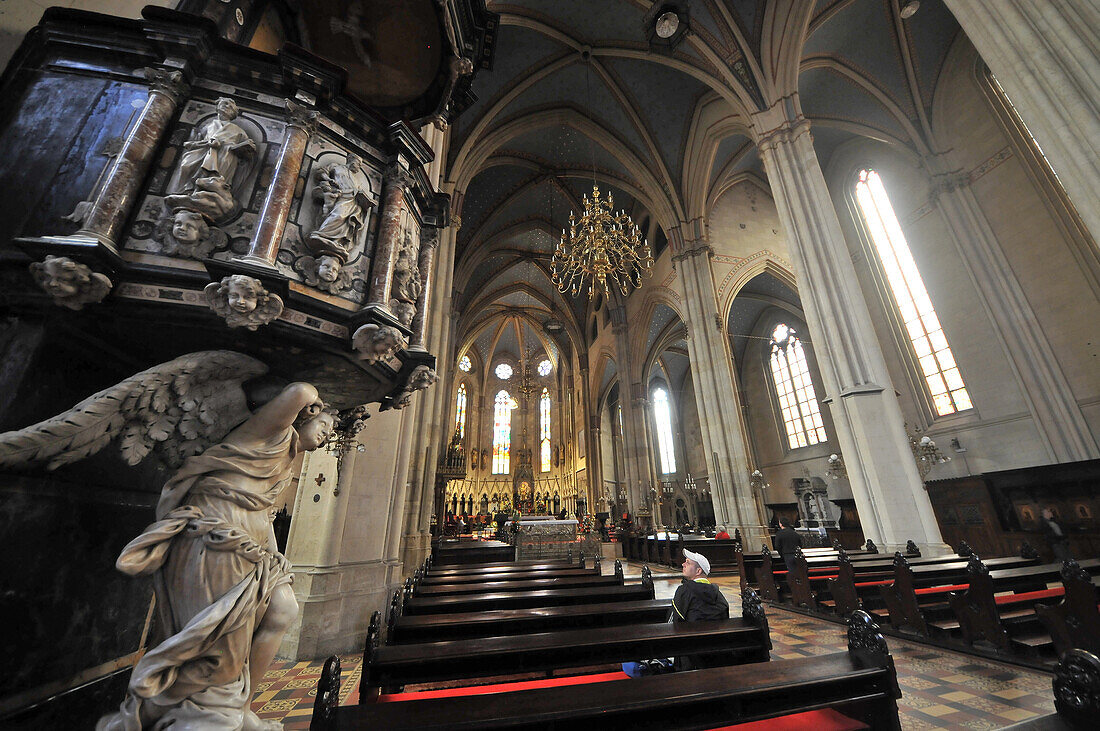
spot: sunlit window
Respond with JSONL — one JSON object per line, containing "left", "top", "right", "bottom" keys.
{"left": 855, "top": 169, "right": 971, "bottom": 416}
{"left": 455, "top": 384, "right": 467, "bottom": 439}
{"left": 769, "top": 323, "right": 827, "bottom": 449}
{"left": 540, "top": 387, "right": 551, "bottom": 472}
{"left": 495, "top": 363, "right": 513, "bottom": 380}
{"left": 492, "top": 390, "right": 515, "bottom": 474}
{"left": 652, "top": 387, "right": 676, "bottom": 474}
{"left": 537, "top": 359, "right": 552, "bottom": 377}
{"left": 458, "top": 355, "right": 471, "bottom": 372}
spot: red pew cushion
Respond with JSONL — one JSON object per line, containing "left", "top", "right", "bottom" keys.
{"left": 994, "top": 587, "right": 1065, "bottom": 605}
{"left": 706, "top": 708, "right": 869, "bottom": 730}
{"left": 914, "top": 583, "right": 969, "bottom": 596}
{"left": 375, "top": 671, "right": 631, "bottom": 702}
{"left": 854, "top": 580, "right": 892, "bottom": 587}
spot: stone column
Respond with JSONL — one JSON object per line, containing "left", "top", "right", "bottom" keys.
{"left": 669, "top": 227, "right": 764, "bottom": 545}
{"left": 607, "top": 307, "right": 656, "bottom": 517}
{"left": 241, "top": 99, "right": 317, "bottom": 268}
{"left": 368, "top": 164, "right": 413, "bottom": 310}
{"left": 79, "top": 67, "right": 188, "bottom": 249}
{"left": 943, "top": 0, "right": 1100, "bottom": 241}
{"left": 926, "top": 159, "right": 1099, "bottom": 462}
{"left": 408, "top": 226, "right": 439, "bottom": 350}
{"left": 752, "top": 108, "right": 947, "bottom": 552}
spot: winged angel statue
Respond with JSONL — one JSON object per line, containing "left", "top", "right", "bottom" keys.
{"left": 0, "top": 351, "right": 337, "bottom": 730}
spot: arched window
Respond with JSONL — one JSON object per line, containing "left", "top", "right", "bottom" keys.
{"left": 652, "top": 387, "right": 677, "bottom": 474}
{"left": 492, "top": 390, "right": 514, "bottom": 474}
{"left": 454, "top": 384, "right": 467, "bottom": 439}
{"left": 769, "top": 323, "right": 827, "bottom": 449}
{"left": 855, "top": 169, "right": 972, "bottom": 416}
{"left": 540, "top": 387, "right": 551, "bottom": 472}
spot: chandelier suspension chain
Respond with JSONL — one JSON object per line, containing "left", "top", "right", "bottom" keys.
{"left": 551, "top": 50, "right": 654, "bottom": 299}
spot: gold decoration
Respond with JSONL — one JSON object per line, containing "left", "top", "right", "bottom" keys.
{"left": 551, "top": 184, "right": 653, "bottom": 298}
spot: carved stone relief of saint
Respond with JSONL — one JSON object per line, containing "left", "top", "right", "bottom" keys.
{"left": 388, "top": 226, "right": 421, "bottom": 326}
{"left": 173, "top": 98, "right": 256, "bottom": 197}
{"left": 305, "top": 153, "right": 372, "bottom": 287}
{"left": 154, "top": 98, "right": 257, "bottom": 260}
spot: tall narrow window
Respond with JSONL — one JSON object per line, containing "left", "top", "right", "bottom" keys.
{"left": 769, "top": 323, "right": 827, "bottom": 449}
{"left": 855, "top": 169, "right": 971, "bottom": 416}
{"left": 454, "top": 384, "right": 467, "bottom": 439}
{"left": 492, "top": 390, "right": 514, "bottom": 474}
{"left": 652, "top": 387, "right": 677, "bottom": 474}
{"left": 540, "top": 387, "right": 551, "bottom": 472}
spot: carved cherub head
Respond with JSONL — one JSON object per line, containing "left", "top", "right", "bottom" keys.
{"left": 29, "top": 255, "right": 112, "bottom": 310}
{"left": 352, "top": 323, "right": 406, "bottom": 364}
{"left": 171, "top": 209, "right": 208, "bottom": 245}
{"left": 293, "top": 254, "right": 354, "bottom": 294}
{"left": 317, "top": 255, "right": 342, "bottom": 282}
{"left": 203, "top": 274, "right": 284, "bottom": 330}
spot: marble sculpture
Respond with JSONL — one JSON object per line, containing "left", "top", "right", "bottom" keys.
{"left": 0, "top": 351, "right": 335, "bottom": 730}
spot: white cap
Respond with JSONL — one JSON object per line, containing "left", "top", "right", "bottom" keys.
{"left": 682, "top": 549, "right": 711, "bottom": 576}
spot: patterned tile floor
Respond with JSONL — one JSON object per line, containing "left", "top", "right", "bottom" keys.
{"left": 254, "top": 563, "right": 1056, "bottom": 729}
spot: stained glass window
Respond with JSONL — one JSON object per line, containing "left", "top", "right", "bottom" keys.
{"left": 540, "top": 387, "right": 551, "bottom": 472}
{"left": 458, "top": 355, "right": 471, "bottom": 372}
{"left": 652, "top": 387, "right": 676, "bottom": 474}
{"left": 769, "top": 323, "right": 827, "bottom": 449}
{"left": 855, "top": 169, "right": 971, "bottom": 416}
{"left": 492, "top": 390, "right": 514, "bottom": 474}
{"left": 495, "top": 363, "right": 513, "bottom": 380}
{"left": 537, "top": 359, "right": 552, "bottom": 377}
{"left": 455, "top": 384, "right": 467, "bottom": 439}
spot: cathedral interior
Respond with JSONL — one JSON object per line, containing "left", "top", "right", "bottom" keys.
{"left": 0, "top": 1, "right": 1097, "bottom": 729}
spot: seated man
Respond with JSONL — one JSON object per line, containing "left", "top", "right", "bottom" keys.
{"left": 715, "top": 525, "right": 731, "bottom": 540}
{"left": 673, "top": 549, "right": 731, "bottom": 670}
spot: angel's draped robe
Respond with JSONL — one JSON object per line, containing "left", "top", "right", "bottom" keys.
{"left": 97, "top": 427, "right": 297, "bottom": 730}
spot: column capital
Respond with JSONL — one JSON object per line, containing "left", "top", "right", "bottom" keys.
{"left": 384, "top": 162, "right": 416, "bottom": 190}
{"left": 750, "top": 99, "right": 812, "bottom": 152}
{"left": 284, "top": 99, "right": 319, "bottom": 135}
{"left": 143, "top": 67, "right": 188, "bottom": 102}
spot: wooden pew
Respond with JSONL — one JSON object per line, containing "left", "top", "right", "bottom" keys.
{"left": 388, "top": 599, "right": 674, "bottom": 644}
{"left": 945, "top": 557, "right": 1100, "bottom": 655}
{"left": 431, "top": 541, "right": 517, "bottom": 565}
{"left": 403, "top": 567, "right": 651, "bottom": 616}
{"left": 1033, "top": 560, "right": 1100, "bottom": 659}
{"left": 312, "top": 608, "right": 902, "bottom": 731}
{"left": 412, "top": 574, "right": 622, "bottom": 598}
{"left": 361, "top": 600, "right": 770, "bottom": 697}
{"left": 879, "top": 553, "right": 1040, "bottom": 636}
{"left": 418, "top": 566, "right": 597, "bottom": 586}
{"left": 1001, "top": 649, "right": 1100, "bottom": 729}
{"left": 822, "top": 550, "right": 1016, "bottom": 617}
{"left": 424, "top": 559, "right": 580, "bottom": 579}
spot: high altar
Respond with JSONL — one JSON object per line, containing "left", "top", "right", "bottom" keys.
{"left": 510, "top": 515, "right": 579, "bottom": 561}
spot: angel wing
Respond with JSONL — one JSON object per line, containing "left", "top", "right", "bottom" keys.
{"left": 0, "top": 351, "right": 268, "bottom": 471}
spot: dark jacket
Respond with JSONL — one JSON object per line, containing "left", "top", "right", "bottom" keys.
{"left": 672, "top": 578, "right": 730, "bottom": 622}
{"left": 672, "top": 578, "right": 730, "bottom": 671}
{"left": 774, "top": 526, "right": 802, "bottom": 563}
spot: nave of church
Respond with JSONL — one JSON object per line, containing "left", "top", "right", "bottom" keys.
{"left": 0, "top": 0, "right": 1097, "bottom": 729}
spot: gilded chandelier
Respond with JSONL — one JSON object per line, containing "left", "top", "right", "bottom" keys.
{"left": 551, "top": 184, "right": 653, "bottom": 298}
